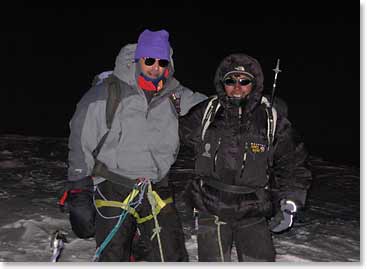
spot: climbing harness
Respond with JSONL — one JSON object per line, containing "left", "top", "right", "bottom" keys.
{"left": 94, "top": 182, "right": 173, "bottom": 225}
{"left": 94, "top": 182, "right": 146, "bottom": 221}
{"left": 92, "top": 178, "right": 171, "bottom": 262}
{"left": 92, "top": 180, "right": 147, "bottom": 261}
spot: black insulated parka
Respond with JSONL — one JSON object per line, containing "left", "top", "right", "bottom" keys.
{"left": 179, "top": 54, "right": 312, "bottom": 222}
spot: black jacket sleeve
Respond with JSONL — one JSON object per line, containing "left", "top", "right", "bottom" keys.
{"left": 178, "top": 99, "right": 210, "bottom": 151}
{"left": 271, "top": 113, "right": 313, "bottom": 208}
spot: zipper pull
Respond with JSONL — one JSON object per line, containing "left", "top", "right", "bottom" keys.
{"left": 240, "top": 142, "right": 248, "bottom": 178}
{"left": 213, "top": 137, "right": 222, "bottom": 172}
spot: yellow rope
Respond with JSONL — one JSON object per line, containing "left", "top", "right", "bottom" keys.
{"left": 214, "top": 215, "right": 226, "bottom": 262}
{"left": 147, "top": 181, "right": 165, "bottom": 262}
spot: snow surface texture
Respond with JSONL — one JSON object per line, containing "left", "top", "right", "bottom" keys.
{"left": 0, "top": 134, "right": 360, "bottom": 262}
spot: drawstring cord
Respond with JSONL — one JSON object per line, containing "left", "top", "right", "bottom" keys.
{"left": 214, "top": 215, "right": 226, "bottom": 262}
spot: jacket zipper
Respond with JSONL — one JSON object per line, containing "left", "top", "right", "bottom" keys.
{"left": 145, "top": 90, "right": 175, "bottom": 119}
{"left": 239, "top": 142, "right": 249, "bottom": 178}
{"left": 213, "top": 137, "right": 222, "bottom": 172}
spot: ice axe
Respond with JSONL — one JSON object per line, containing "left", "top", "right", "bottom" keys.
{"left": 50, "top": 230, "right": 67, "bottom": 262}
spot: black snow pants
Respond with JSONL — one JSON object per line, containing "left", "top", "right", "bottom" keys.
{"left": 94, "top": 180, "right": 188, "bottom": 262}
{"left": 197, "top": 212, "right": 276, "bottom": 262}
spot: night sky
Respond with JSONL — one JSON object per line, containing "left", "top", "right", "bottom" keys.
{"left": 0, "top": 5, "right": 360, "bottom": 166}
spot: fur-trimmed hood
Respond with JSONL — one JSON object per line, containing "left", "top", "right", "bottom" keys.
{"left": 214, "top": 53, "right": 264, "bottom": 112}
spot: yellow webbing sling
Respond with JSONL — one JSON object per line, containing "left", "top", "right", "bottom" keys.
{"left": 95, "top": 189, "right": 173, "bottom": 224}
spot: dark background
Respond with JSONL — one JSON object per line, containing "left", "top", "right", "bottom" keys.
{"left": 0, "top": 4, "right": 360, "bottom": 166}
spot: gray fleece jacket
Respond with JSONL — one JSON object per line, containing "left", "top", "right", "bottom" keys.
{"left": 68, "top": 44, "right": 207, "bottom": 183}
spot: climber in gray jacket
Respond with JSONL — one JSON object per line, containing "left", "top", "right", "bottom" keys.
{"left": 66, "top": 29, "right": 206, "bottom": 262}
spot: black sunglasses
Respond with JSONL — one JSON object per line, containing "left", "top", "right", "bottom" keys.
{"left": 144, "top": 57, "right": 169, "bottom": 68}
{"left": 223, "top": 77, "right": 253, "bottom": 86}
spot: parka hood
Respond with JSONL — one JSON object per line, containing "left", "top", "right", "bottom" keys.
{"left": 214, "top": 53, "right": 264, "bottom": 112}
{"left": 113, "top": 43, "right": 175, "bottom": 88}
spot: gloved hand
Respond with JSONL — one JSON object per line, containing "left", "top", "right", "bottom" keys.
{"left": 64, "top": 177, "right": 96, "bottom": 238}
{"left": 269, "top": 199, "right": 297, "bottom": 233}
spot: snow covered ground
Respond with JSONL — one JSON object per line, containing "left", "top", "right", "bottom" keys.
{"left": 0, "top": 134, "right": 361, "bottom": 265}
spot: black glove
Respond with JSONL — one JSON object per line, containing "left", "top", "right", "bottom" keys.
{"left": 269, "top": 199, "right": 297, "bottom": 233}
{"left": 66, "top": 177, "right": 96, "bottom": 239}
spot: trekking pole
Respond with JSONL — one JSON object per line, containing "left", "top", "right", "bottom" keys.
{"left": 270, "top": 58, "right": 282, "bottom": 108}
{"left": 147, "top": 181, "right": 165, "bottom": 262}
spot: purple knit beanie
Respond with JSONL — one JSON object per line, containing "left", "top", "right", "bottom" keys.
{"left": 134, "top": 29, "right": 170, "bottom": 60}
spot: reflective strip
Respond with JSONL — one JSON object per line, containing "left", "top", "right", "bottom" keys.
{"left": 261, "top": 96, "right": 277, "bottom": 147}
{"left": 201, "top": 96, "right": 221, "bottom": 140}
{"left": 201, "top": 96, "right": 218, "bottom": 125}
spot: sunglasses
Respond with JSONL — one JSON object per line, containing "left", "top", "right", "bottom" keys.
{"left": 144, "top": 57, "right": 169, "bottom": 68}
{"left": 223, "top": 77, "right": 253, "bottom": 86}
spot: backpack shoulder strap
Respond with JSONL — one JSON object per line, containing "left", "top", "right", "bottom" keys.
{"left": 169, "top": 92, "right": 181, "bottom": 115}
{"left": 105, "top": 75, "right": 122, "bottom": 130}
{"left": 92, "top": 75, "right": 122, "bottom": 159}
{"left": 200, "top": 95, "right": 277, "bottom": 146}
{"left": 261, "top": 96, "right": 277, "bottom": 149}
{"left": 201, "top": 95, "right": 221, "bottom": 140}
